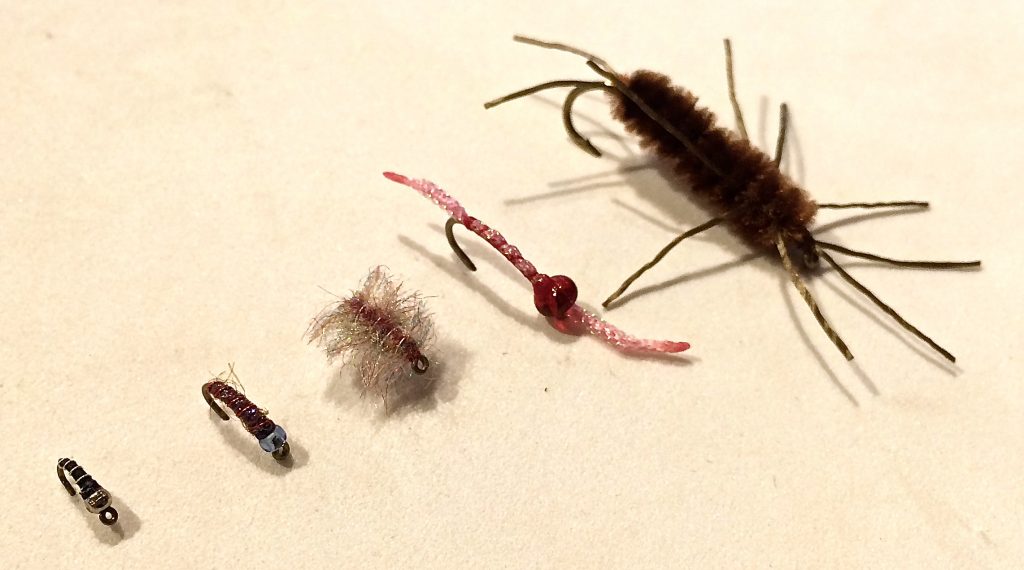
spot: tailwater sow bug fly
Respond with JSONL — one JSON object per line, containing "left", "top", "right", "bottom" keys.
{"left": 484, "top": 35, "right": 980, "bottom": 362}
{"left": 307, "top": 266, "right": 436, "bottom": 409}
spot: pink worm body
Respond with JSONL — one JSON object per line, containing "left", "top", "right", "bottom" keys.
{"left": 383, "top": 172, "right": 689, "bottom": 354}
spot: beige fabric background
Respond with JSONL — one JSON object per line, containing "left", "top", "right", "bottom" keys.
{"left": 2, "top": 1, "right": 1021, "bottom": 568}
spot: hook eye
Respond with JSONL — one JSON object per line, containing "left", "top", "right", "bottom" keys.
{"left": 412, "top": 355, "right": 429, "bottom": 375}
{"left": 99, "top": 507, "right": 118, "bottom": 526}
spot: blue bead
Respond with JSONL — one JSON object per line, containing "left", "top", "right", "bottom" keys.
{"left": 259, "top": 425, "right": 287, "bottom": 453}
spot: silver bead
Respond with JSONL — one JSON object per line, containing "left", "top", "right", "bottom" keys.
{"left": 84, "top": 488, "right": 111, "bottom": 513}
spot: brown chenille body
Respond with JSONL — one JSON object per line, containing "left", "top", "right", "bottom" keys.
{"left": 482, "top": 36, "right": 981, "bottom": 363}
{"left": 611, "top": 70, "right": 818, "bottom": 260}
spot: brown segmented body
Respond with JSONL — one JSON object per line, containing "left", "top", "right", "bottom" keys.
{"left": 481, "top": 36, "right": 981, "bottom": 363}
{"left": 611, "top": 70, "right": 818, "bottom": 251}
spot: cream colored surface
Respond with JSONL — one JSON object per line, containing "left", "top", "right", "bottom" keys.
{"left": 2, "top": 1, "right": 1021, "bottom": 568}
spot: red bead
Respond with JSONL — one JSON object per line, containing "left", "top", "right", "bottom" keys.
{"left": 531, "top": 274, "right": 578, "bottom": 319}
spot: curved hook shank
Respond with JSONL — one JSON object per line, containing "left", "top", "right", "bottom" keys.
{"left": 563, "top": 83, "right": 614, "bottom": 157}
{"left": 505, "top": 36, "right": 727, "bottom": 180}
{"left": 484, "top": 79, "right": 602, "bottom": 109}
{"left": 445, "top": 218, "right": 478, "bottom": 272}
{"left": 202, "top": 383, "right": 231, "bottom": 421}
{"left": 57, "top": 460, "right": 76, "bottom": 496}
{"left": 484, "top": 79, "right": 612, "bottom": 158}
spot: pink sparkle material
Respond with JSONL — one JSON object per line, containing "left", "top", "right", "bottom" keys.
{"left": 383, "top": 171, "right": 690, "bottom": 354}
